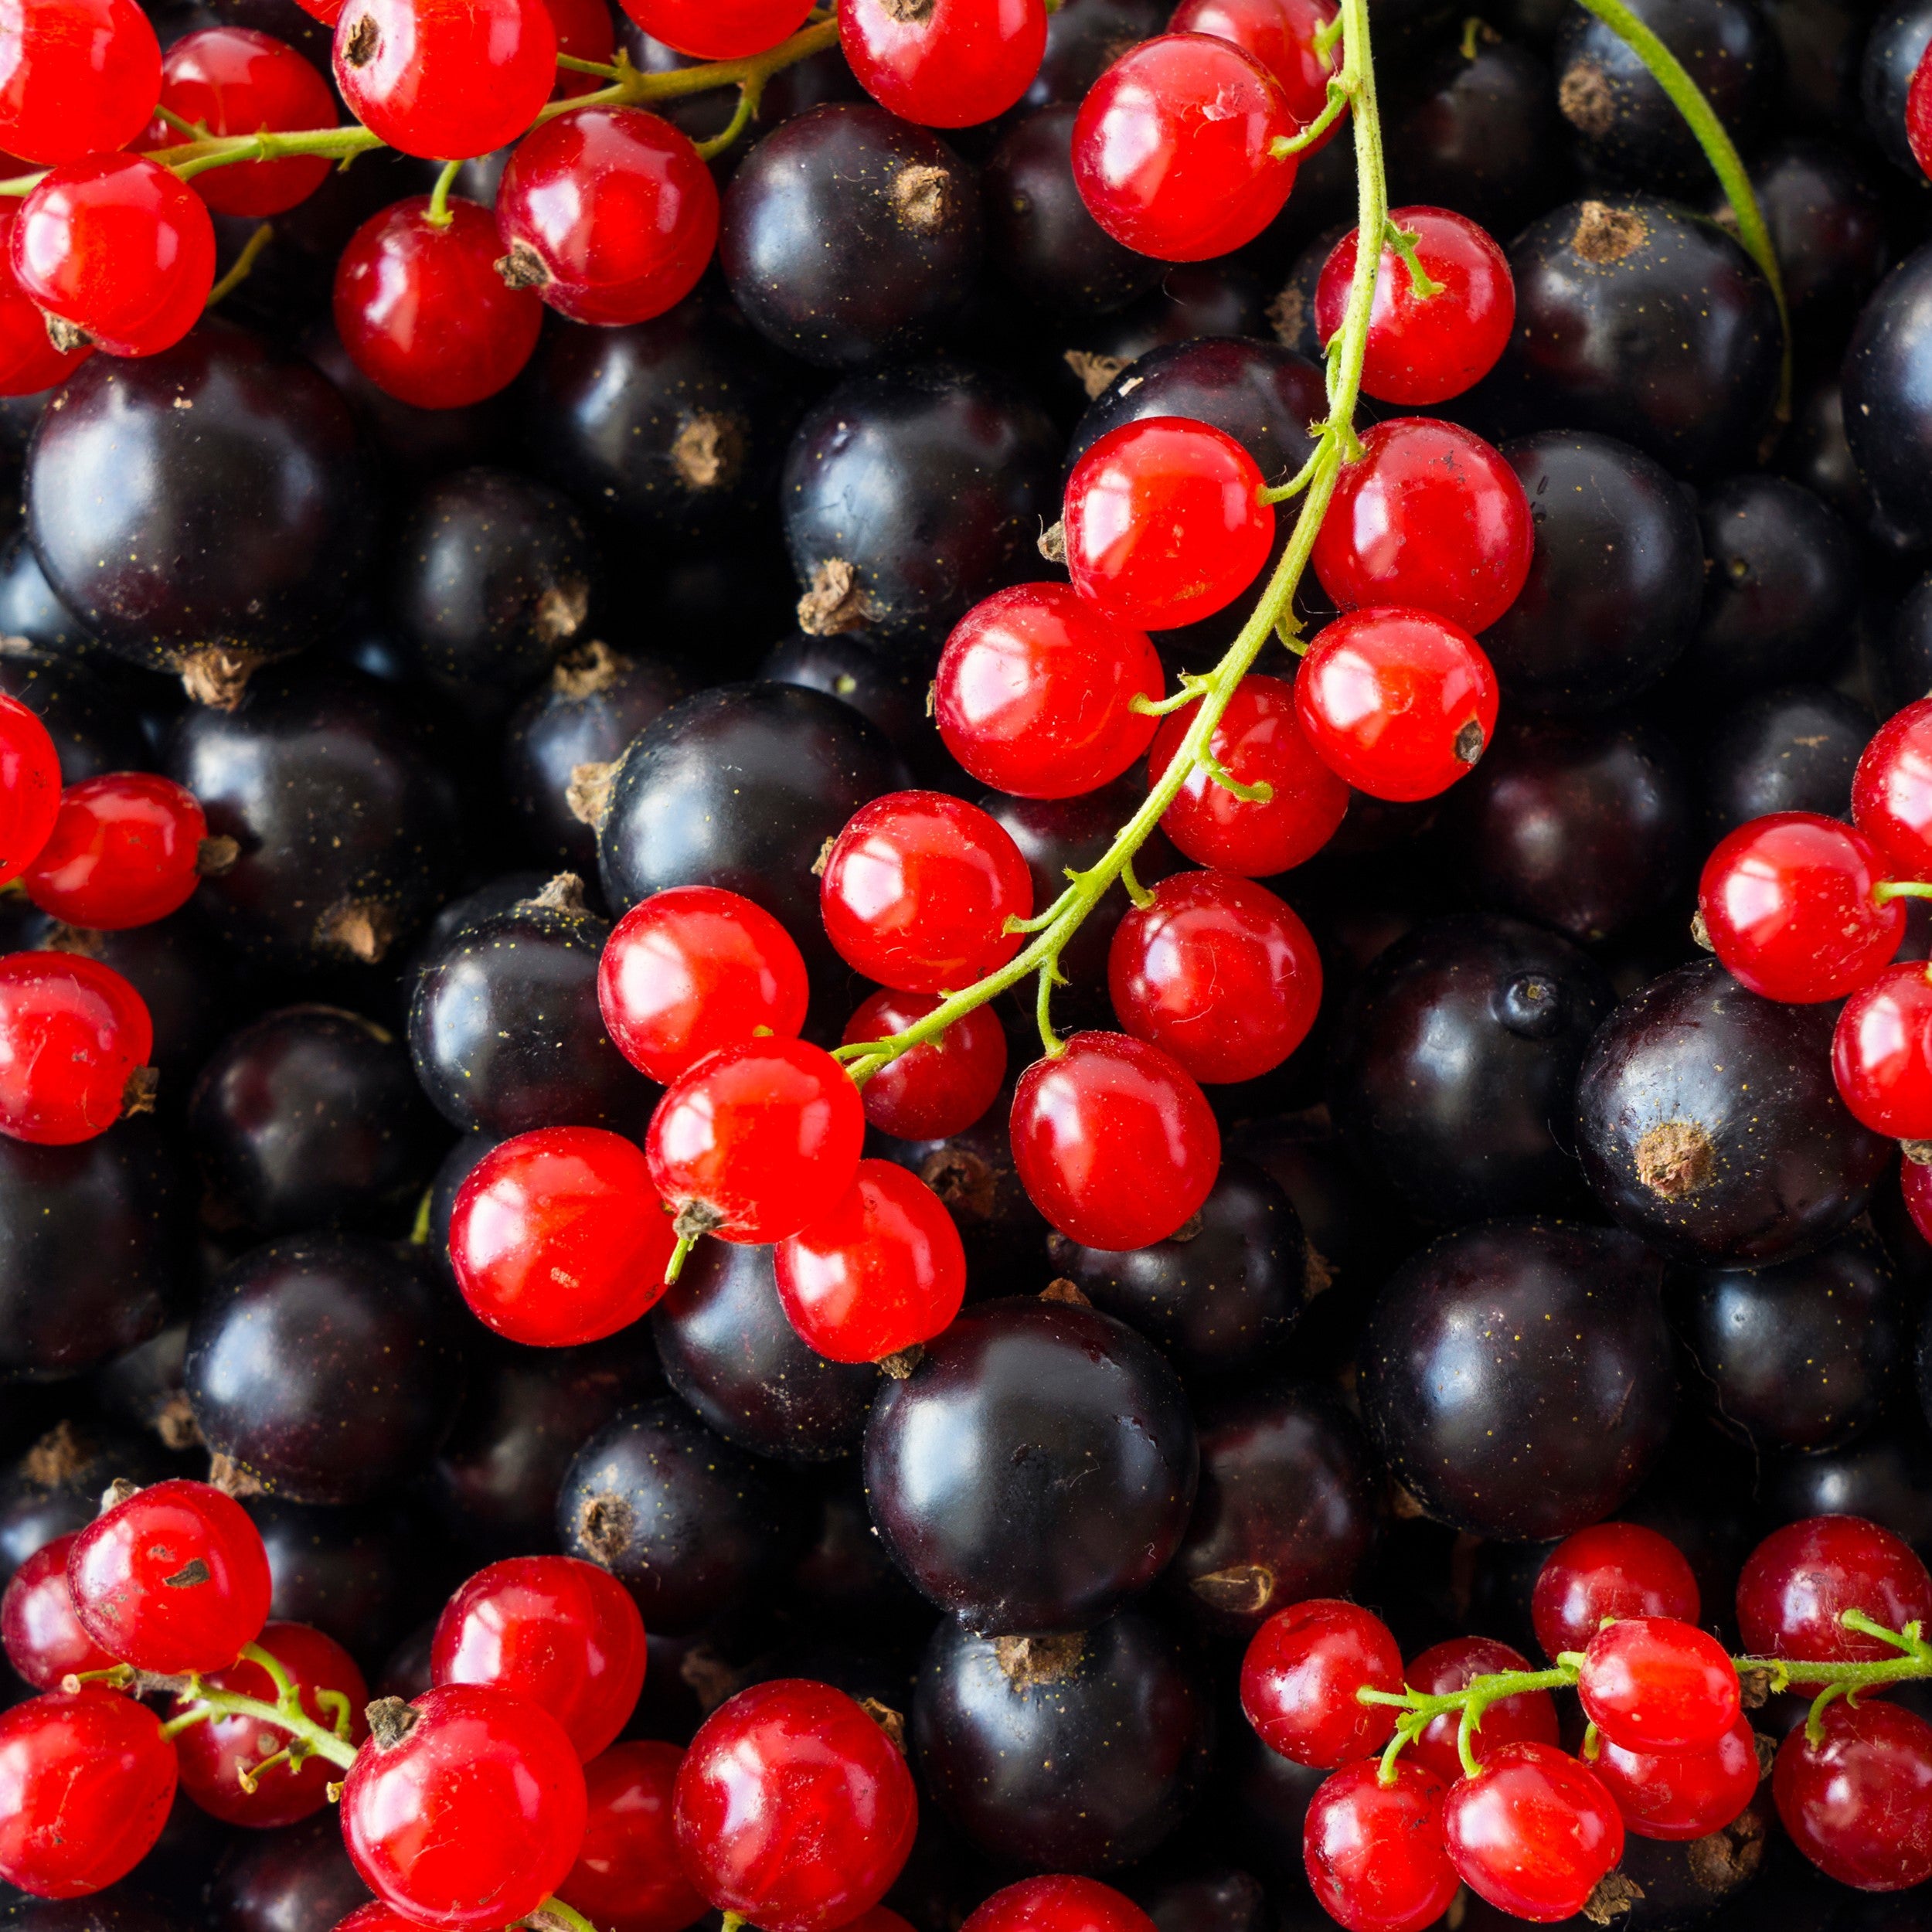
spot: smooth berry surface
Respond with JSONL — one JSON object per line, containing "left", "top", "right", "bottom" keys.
{"left": 0, "top": 1534, "right": 114, "bottom": 1692}
{"left": 1833, "top": 961, "right": 1932, "bottom": 1138}
{"left": 1591, "top": 1714, "right": 1760, "bottom": 1842}
{"left": 842, "top": 988, "right": 1008, "bottom": 1141}
{"left": 1404, "top": 1636, "right": 1559, "bottom": 1782}
{"left": 1532, "top": 1522, "right": 1701, "bottom": 1662}
{"left": 621, "top": 0, "right": 814, "bottom": 58}
{"left": 1576, "top": 1615, "right": 1741, "bottom": 1753}
{"left": 1440, "top": 1741, "right": 1624, "bottom": 1921}
{"left": 1239, "top": 1597, "right": 1403, "bottom": 1767}
{"left": 1774, "top": 1699, "right": 1932, "bottom": 1891}
{"left": 22, "top": 773, "right": 207, "bottom": 930}
{"left": 1736, "top": 1516, "right": 1932, "bottom": 1663}
{"left": 0, "top": 0, "right": 161, "bottom": 164}
{"left": 560, "top": 1740, "right": 709, "bottom": 1932}
{"left": 1303, "top": 1759, "right": 1458, "bottom": 1932}
{"left": 0, "top": 951, "right": 153, "bottom": 1145}
{"left": 0, "top": 692, "right": 61, "bottom": 885}
{"left": 841, "top": 0, "right": 1047, "bottom": 128}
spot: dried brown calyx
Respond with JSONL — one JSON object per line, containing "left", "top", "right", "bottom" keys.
{"left": 196, "top": 835, "right": 240, "bottom": 876}
{"left": 552, "top": 638, "right": 627, "bottom": 699}
{"left": 25, "top": 1421, "right": 90, "bottom": 1488}
{"left": 178, "top": 644, "right": 267, "bottom": 710}
{"left": 316, "top": 898, "right": 396, "bottom": 965}
{"left": 920, "top": 1146, "right": 996, "bottom": 1219}
{"left": 673, "top": 412, "right": 744, "bottom": 492}
{"left": 860, "top": 1697, "right": 907, "bottom": 1753}
{"left": 43, "top": 314, "right": 91, "bottom": 356}
{"left": 577, "top": 1491, "right": 634, "bottom": 1563}
{"left": 566, "top": 760, "right": 617, "bottom": 828}
{"left": 1038, "top": 519, "right": 1068, "bottom": 565}
{"left": 1039, "top": 1278, "right": 1090, "bottom": 1306}
{"left": 893, "top": 162, "right": 952, "bottom": 233}
{"left": 1454, "top": 718, "right": 1487, "bottom": 766}
{"left": 207, "top": 1453, "right": 264, "bottom": 1498}
{"left": 519, "top": 872, "right": 590, "bottom": 917}
{"left": 797, "top": 557, "right": 874, "bottom": 636}
{"left": 877, "top": 1345, "right": 924, "bottom": 1380}
{"left": 1570, "top": 199, "right": 1648, "bottom": 265}
{"left": 1634, "top": 1118, "right": 1715, "bottom": 1200}
{"left": 121, "top": 1066, "right": 159, "bottom": 1117}
{"left": 1557, "top": 60, "right": 1617, "bottom": 137}
{"left": 365, "top": 1696, "right": 419, "bottom": 1750}
{"left": 1580, "top": 1870, "right": 1644, "bottom": 1925}
{"left": 495, "top": 240, "right": 549, "bottom": 291}
{"left": 992, "top": 1631, "right": 1084, "bottom": 1688}
{"left": 1062, "top": 350, "right": 1126, "bottom": 400}
{"left": 533, "top": 580, "right": 590, "bottom": 646}
{"left": 1189, "top": 1563, "right": 1277, "bottom": 1617}
{"left": 342, "top": 12, "right": 378, "bottom": 62}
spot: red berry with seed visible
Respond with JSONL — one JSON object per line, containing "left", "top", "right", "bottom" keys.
{"left": 1170, "top": 0, "right": 1341, "bottom": 148}
{"left": 0, "top": 0, "right": 161, "bottom": 165}
{"left": 1736, "top": 1515, "right": 1932, "bottom": 1664}
{"left": 0, "top": 202, "right": 88, "bottom": 394}
{"left": 1304, "top": 1758, "right": 1458, "bottom": 1932}
{"left": 0, "top": 691, "right": 61, "bottom": 883}
{"left": 1063, "top": 417, "right": 1274, "bottom": 632}
{"left": 559, "top": 1740, "right": 708, "bottom": 1932}
{"left": 1240, "top": 1597, "right": 1403, "bottom": 1767}
{"left": 1577, "top": 1616, "right": 1740, "bottom": 1753}
{"left": 1404, "top": 1637, "right": 1560, "bottom": 1784}
{"left": 22, "top": 773, "right": 207, "bottom": 930}
{"left": 1532, "top": 1522, "right": 1701, "bottom": 1662}
{"left": 1591, "top": 1714, "right": 1759, "bottom": 1842}
{"left": 67, "top": 1478, "right": 272, "bottom": 1675}
{"left": 1315, "top": 207, "right": 1515, "bottom": 405}
{"left": 619, "top": 0, "right": 813, "bottom": 58}
{"left": 1855, "top": 695, "right": 1932, "bottom": 881}
{"left": 842, "top": 989, "right": 1007, "bottom": 1141}
{"left": 841, "top": 0, "right": 1047, "bottom": 128}
{"left": 1295, "top": 606, "right": 1499, "bottom": 801}
{"left": 1833, "top": 961, "right": 1932, "bottom": 1138}
{"left": 961, "top": 1877, "right": 1155, "bottom": 1932}
{"left": 0, "top": 951, "right": 152, "bottom": 1145}
{"left": 1775, "top": 1699, "right": 1932, "bottom": 1890}
{"left": 0, "top": 1534, "right": 114, "bottom": 1692}
{"left": 1441, "top": 1741, "right": 1624, "bottom": 1921}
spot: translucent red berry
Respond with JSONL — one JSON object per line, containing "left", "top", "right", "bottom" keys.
{"left": 1854, "top": 694, "right": 1932, "bottom": 881}
{"left": 1303, "top": 1758, "right": 1458, "bottom": 1932}
{"left": 1170, "top": 0, "right": 1340, "bottom": 148}
{"left": 1531, "top": 1522, "right": 1701, "bottom": 1662}
{"left": 1736, "top": 1515, "right": 1932, "bottom": 1664}
{"left": 1440, "top": 1741, "right": 1624, "bottom": 1921}
{"left": 842, "top": 989, "right": 1008, "bottom": 1141}
{"left": 618, "top": 0, "right": 814, "bottom": 59}
{"left": 1404, "top": 1637, "right": 1559, "bottom": 1784}
{"left": 559, "top": 1740, "right": 708, "bottom": 1932}
{"left": 546, "top": 0, "right": 614, "bottom": 97}
{"left": 1591, "top": 1714, "right": 1759, "bottom": 1842}
{"left": 1240, "top": 1597, "right": 1403, "bottom": 1767}
{"left": 841, "top": 0, "right": 1048, "bottom": 128}
{"left": 1833, "top": 961, "right": 1932, "bottom": 1139}
{"left": 961, "top": 1878, "right": 1155, "bottom": 1932}
{"left": 0, "top": 201, "right": 88, "bottom": 394}
{"left": 1775, "top": 1699, "right": 1932, "bottom": 1890}
{"left": 0, "top": 1534, "right": 114, "bottom": 1691}
{"left": 0, "top": 0, "right": 161, "bottom": 165}
{"left": 22, "top": 772, "right": 208, "bottom": 930}
{"left": 0, "top": 690, "right": 62, "bottom": 883}
{"left": 1576, "top": 1616, "right": 1740, "bottom": 1754}
{"left": 0, "top": 951, "right": 153, "bottom": 1145}
{"left": 1910, "top": 42, "right": 1932, "bottom": 182}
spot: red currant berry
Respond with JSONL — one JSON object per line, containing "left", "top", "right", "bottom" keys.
{"left": 0, "top": 202, "right": 88, "bottom": 394}
{"left": 841, "top": 0, "right": 1047, "bottom": 128}
{"left": 936, "top": 583, "right": 1163, "bottom": 801}
{"left": 0, "top": 1534, "right": 114, "bottom": 1691}
{"left": 1698, "top": 811, "right": 1904, "bottom": 1004}
{"left": 1148, "top": 674, "right": 1351, "bottom": 876}
{"left": 672, "top": 1679, "right": 919, "bottom": 1932}
{"left": 12, "top": 153, "right": 216, "bottom": 359}
{"left": 1295, "top": 607, "right": 1499, "bottom": 801}
{"left": 1170, "top": 0, "right": 1341, "bottom": 148}
{"left": 1239, "top": 1598, "right": 1403, "bottom": 1768}
{"left": 842, "top": 989, "right": 1007, "bottom": 1141}
{"left": 21, "top": 772, "right": 207, "bottom": 930}
{"left": 774, "top": 1158, "right": 968, "bottom": 1364}
{"left": 1906, "top": 1155, "right": 1932, "bottom": 1247}
{"left": 559, "top": 1740, "right": 708, "bottom": 1932}
{"left": 1912, "top": 43, "right": 1932, "bottom": 181}
{"left": 1590, "top": 1713, "right": 1759, "bottom": 1842}
{"left": 1073, "top": 33, "right": 1299, "bottom": 261}
{"left": 1854, "top": 695, "right": 1932, "bottom": 882}
{"left": 335, "top": 196, "right": 543, "bottom": 410}
{"left": 647, "top": 1036, "right": 867, "bottom": 1247}
{"left": 820, "top": 790, "right": 1032, "bottom": 995}
{"left": 432, "top": 1556, "right": 647, "bottom": 1763}
{"left": 341, "top": 1685, "right": 589, "bottom": 1928}
{"left": 1311, "top": 417, "right": 1533, "bottom": 635}
{"left": 171, "top": 1621, "right": 369, "bottom": 1828}
{"left": 1011, "top": 1029, "right": 1220, "bottom": 1249}
{"left": 1440, "top": 1741, "right": 1624, "bottom": 1921}
{"left": 68, "top": 1478, "right": 271, "bottom": 1675}
{"left": 1774, "top": 1699, "right": 1932, "bottom": 1890}
{"left": 1315, "top": 207, "right": 1515, "bottom": 406}
{"left": 333, "top": 0, "right": 556, "bottom": 161}
{"left": 143, "top": 28, "right": 335, "bottom": 218}
{"left": 1107, "top": 869, "right": 1321, "bottom": 1083}
{"left": 0, "top": 0, "right": 161, "bottom": 165}
{"left": 1531, "top": 1522, "right": 1701, "bottom": 1662}
{"left": 0, "top": 690, "right": 62, "bottom": 884}
{"left": 1577, "top": 1617, "right": 1740, "bottom": 1754}
{"left": 495, "top": 107, "right": 719, "bottom": 326}
{"left": 547, "top": 0, "right": 614, "bottom": 97}
{"left": 961, "top": 1878, "right": 1155, "bottom": 1932}
{"left": 0, "top": 1690, "right": 176, "bottom": 1898}
{"left": 1063, "top": 417, "right": 1274, "bottom": 632}
{"left": 617, "top": 0, "right": 813, "bottom": 58}
{"left": 1833, "top": 962, "right": 1932, "bottom": 1139}
{"left": 451, "top": 1127, "right": 677, "bottom": 1346}
{"left": 1736, "top": 1515, "right": 1932, "bottom": 1664}
{"left": 1404, "top": 1637, "right": 1560, "bottom": 1784}
{"left": 0, "top": 951, "right": 153, "bottom": 1145}
{"left": 1303, "top": 1758, "right": 1458, "bottom": 1932}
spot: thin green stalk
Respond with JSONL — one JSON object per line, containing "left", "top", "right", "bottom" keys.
{"left": 159, "top": 1684, "right": 359, "bottom": 1769}
{"left": 204, "top": 223, "right": 274, "bottom": 307}
{"left": 424, "top": 158, "right": 462, "bottom": 226}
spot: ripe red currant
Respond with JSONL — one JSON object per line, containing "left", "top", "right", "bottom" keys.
{"left": 546, "top": 0, "right": 614, "bottom": 97}
{"left": 1911, "top": 43, "right": 1932, "bottom": 182}
{"left": 0, "top": 0, "right": 161, "bottom": 165}
{"left": 1531, "top": 1522, "right": 1701, "bottom": 1662}
{"left": 1736, "top": 1515, "right": 1932, "bottom": 1663}
{"left": 559, "top": 1740, "right": 708, "bottom": 1932}
{"left": 1576, "top": 1615, "right": 1740, "bottom": 1754}
{"left": 1906, "top": 1156, "right": 1932, "bottom": 1247}
{"left": 0, "top": 691, "right": 62, "bottom": 883}
{"left": 0, "top": 201, "right": 89, "bottom": 394}
{"left": 1855, "top": 695, "right": 1932, "bottom": 881}
{"left": 960, "top": 1878, "right": 1156, "bottom": 1932}
{"left": 1775, "top": 1699, "right": 1932, "bottom": 1890}
{"left": 1170, "top": 0, "right": 1341, "bottom": 148}
{"left": 841, "top": 0, "right": 1048, "bottom": 128}
{"left": 618, "top": 0, "right": 813, "bottom": 58}
{"left": 842, "top": 989, "right": 1008, "bottom": 1141}
{"left": 1440, "top": 1741, "right": 1624, "bottom": 1921}
{"left": 1833, "top": 961, "right": 1932, "bottom": 1138}
{"left": 1590, "top": 1714, "right": 1760, "bottom": 1842}
{"left": 21, "top": 772, "right": 208, "bottom": 930}
{"left": 1239, "top": 1598, "right": 1403, "bottom": 1767}
{"left": 0, "top": 1533, "right": 114, "bottom": 1691}
{"left": 1403, "top": 1637, "right": 1559, "bottom": 1783}
{"left": 0, "top": 951, "right": 153, "bottom": 1145}
{"left": 1304, "top": 1758, "right": 1458, "bottom": 1932}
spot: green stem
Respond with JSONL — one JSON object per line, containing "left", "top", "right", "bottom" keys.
{"left": 204, "top": 223, "right": 273, "bottom": 308}
{"left": 159, "top": 1684, "right": 359, "bottom": 1769}
{"left": 1876, "top": 880, "right": 1932, "bottom": 903}
{"left": 424, "top": 158, "right": 461, "bottom": 226}
{"left": 528, "top": 1900, "right": 601, "bottom": 1932}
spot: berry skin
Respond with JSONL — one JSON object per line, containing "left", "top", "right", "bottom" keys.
{"left": 1010, "top": 1029, "right": 1221, "bottom": 1250}
{"left": 0, "top": 1690, "right": 177, "bottom": 1899}
{"left": 11, "top": 154, "right": 216, "bottom": 359}
{"left": 1576, "top": 1616, "right": 1740, "bottom": 1754}
{"left": 840, "top": 0, "right": 1048, "bottom": 128}
{"left": 1303, "top": 1759, "right": 1459, "bottom": 1932}
{"left": 0, "top": 0, "right": 161, "bottom": 165}
{"left": 1107, "top": 869, "right": 1321, "bottom": 1083}
{"left": 1531, "top": 1522, "right": 1701, "bottom": 1662}
{"left": 495, "top": 108, "right": 719, "bottom": 327}
{"left": 1591, "top": 1714, "right": 1760, "bottom": 1842}
{"left": 1063, "top": 417, "right": 1274, "bottom": 632}
{"left": 1910, "top": 43, "right": 1932, "bottom": 182}
{"left": 341, "top": 1686, "right": 589, "bottom": 1929}
{"left": 559, "top": 1740, "right": 708, "bottom": 1932}
{"left": 672, "top": 1679, "right": 920, "bottom": 1932}
{"left": 451, "top": 1128, "right": 677, "bottom": 1346}
{"left": 1170, "top": 0, "right": 1340, "bottom": 149}
{"left": 0, "top": 1534, "right": 114, "bottom": 1691}
{"left": 1404, "top": 1638, "right": 1560, "bottom": 1784}
{"left": 1774, "top": 1699, "right": 1932, "bottom": 1890}
{"left": 333, "top": 0, "right": 556, "bottom": 160}
{"left": 67, "top": 1478, "right": 273, "bottom": 1675}
{"left": 1854, "top": 695, "right": 1932, "bottom": 882}
{"left": 1833, "top": 962, "right": 1932, "bottom": 1139}
{"left": 1311, "top": 418, "right": 1534, "bottom": 635}
{"left": 619, "top": 0, "right": 813, "bottom": 58}
{"left": 432, "top": 1556, "right": 647, "bottom": 1763}
{"left": 961, "top": 1878, "right": 1156, "bottom": 1932}
{"left": 1239, "top": 1597, "right": 1403, "bottom": 1767}
{"left": 1315, "top": 207, "right": 1515, "bottom": 406}
{"left": 0, "top": 951, "right": 153, "bottom": 1146}
{"left": 935, "top": 583, "right": 1163, "bottom": 801}
{"left": 1148, "top": 674, "right": 1352, "bottom": 876}
{"left": 842, "top": 989, "right": 1008, "bottom": 1141}
{"left": 1736, "top": 1515, "right": 1932, "bottom": 1664}
{"left": 1440, "top": 1741, "right": 1624, "bottom": 1922}
{"left": 0, "top": 690, "right": 61, "bottom": 884}
{"left": 335, "top": 196, "right": 543, "bottom": 410}
{"left": 1697, "top": 812, "right": 1904, "bottom": 1004}
{"left": 819, "top": 791, "right": 1032, "bottom": 995}
{"left": 647, "top": 1036, "right": 867, "bottom": 1247}
{"left": 1073, "top": 33, "right": 1300, "bottom": 262}
{"left": 22, "top": 773, "right": 207, "bottom": 930}
{"left": 1295, "top": 607, "right": 1500, "bottom": 802}
{"left": 0, "top": 201, "right": 89, "bottom": 393}
{"left": 774, "top": 1158, "right": 968, "bottom": 1364}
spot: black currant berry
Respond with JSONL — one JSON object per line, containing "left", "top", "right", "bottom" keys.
{"left": 1702, "top": 685, "right": 1872, "bottom": 838}
{"left": 0, "top": 645, "right": 148, "bottom": 784}
{"left": 0, "top": 1421, "right": 176, "bottom": 1585}
{"left": 205, "top": 1807, "right": 375, "bottom": 1932}
{"left": 0, "top": 531, "right": 97, "bottom": 663}
{"left": 1861, "top": 0, "right": 1932, "bottom": 175}
{"left": 1843, "top": 244, "right": 1932, "bottom": 541}
{"left": 760, "top": 629, "right": 954, "bottom": 786}
{"left": 1743, "top": 138, "right": 1887, "bottom": 334}
{"left": 1126, "top": 1866, "right": 1274, "bottom": 1932}
{"left": 1764, "top": 1418, "right": 1932, "bottom": 1553}
{"left": 1024, "top": 0, "right": 1163, "bottom": 105}
{"left": 1059, "top": 265, "right": 1266, "bottom": 412}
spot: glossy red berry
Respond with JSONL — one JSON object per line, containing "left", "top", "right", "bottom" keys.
{"left": 961, "top": 1878, "right": 1155, "bottom": 1932}
{"left": 1011, "top": 1029, "right": 1220, "bottom": 1249}
{"left": 647, "top": 1036, "right": 867, "bottom": 1247}
{"left": 341, "top": 1685, "right": 589, "bottom": 1929}
{"left": 672, "top": 1679, "right": 919, "bottom": 1932}
{"left": 1775, "top": 1699, "right": 1932, "bottom": 1890}
{"left": 0, "top": 0, "right": 161, "bottom": 165}
{"left": 1073, "top": 33, "right": 1300, "bottom": 261}
{"left": 0, "top": 1690, "right": 176, "bottom": 1898}
{"left": 1913, "top": 44, "right": 1932, "bottom": 179}
{"left": 1170, "top": 0, "right": 1340, "bottom": 147}
{"left": 820, "top": 790, "right": 1032, "bottom": 995}
{"left": 1577, "top": 1617, "right": 1740, "bottom": 1754}
{"left": 333, "top": 0, "right": 556, "bottom": 160}
{"left": 1531, "top": 1522, "right": 1701, "bottom": 1663}
{"left": 546, "top": 0, "right": 614, "bottom": 97}
{"left": 0, "top": 690, "right": 61, "bottom": 883}
{"left": 1303, "top": 1759, "right": 1458, "bottom": 1932}
{"left": 1590, "top": 1714, "right": 1759, "bottom": 1842}
{"left": 841, "top": 0, "right": 1047, "bottom": 128}
{"left": 1736, "top": 1515, "right": 1932, "bottom": 1664}
{"left": 1441, "top": 1741, "right": 1624, "bottom": 1921}
{"left": 22, "top": 772, "right": 208, "bottom": 930}
{"left": 1063, "top": 417, "right": 1274, "bottom": 632}
{"left": 936, "top": 583, "right": 1163, "bottom": 801}
{"left": 618, "top": 0, "right": 813, "bottom": 58}
{"left": 12, "top": 153, "right": 216, "bottom": 359}
{"left": 451, "top": 1127, "right": 677, "bottom": 1346}
{"left": 1854, "top": 695, "right": 1932, "bottom": 882}
{"left": 171, "top": 1621, "right": 369, "bottom": 1828}
{"left": 1240, "top": 1598, "right": 1403, "bottom": 1768}
{"left": 774, "top": 1158, "right": 968, "bottom": 1364}
{"left": 1312, "top": 417, "right": 1533, "bottom": 635}
{"left": 0, "top": 951, "right": 153, "bottom": 1145}
{"left": 68, "top": 1478, "right": 272, "bottom": 1675}
{"left": 1833, "top": 962, "right": 1932, "bottom": 1139}
{"left": 842, "top": 989, "right": 1008, "bottom": 1141}
{"left": 1295, "top": 607, "right": 1499, "bottom": 801}
{"left": 335, "top": 196, "right": 543, "bottom": 410}
{"left": 143, "top": 27, "right": 336, "bottom": 218}
{"left": 560, "top": 1740, "right": 708, "bottom": 1932}
{"left": 495, "top": 107, "right": 719, "bottom": 326}
{"left": 1108, "top": 869, "right": 1321, "bottom": 1083}
{"left": 1315, "top": 207, "right": 1515, "bottom": 405}
{"left": 1697, "top": 812, "right": 1903, "bottom": 1004}
{"left": 1148, "top": 673, "right": 1351, "bottom": 876}
{"left": 1404, "top": 1637, "right": 1560, "bottom": 1784}
{"left": 0, "top": 201, "right": 88, "bottom": 394}
{"left": 0, "top": 1534, "right": 114, "bottom": 1691}
{"left": 432, "top": 1556, "right": 647, "bottom": 1763}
